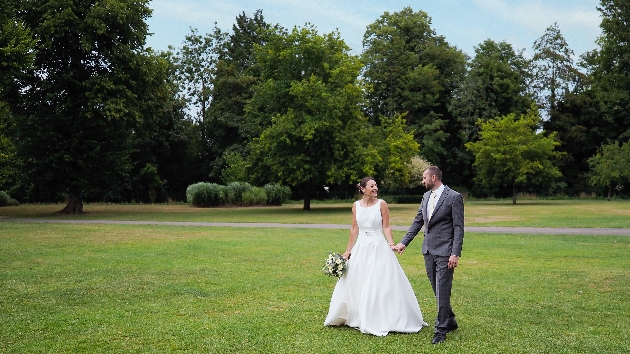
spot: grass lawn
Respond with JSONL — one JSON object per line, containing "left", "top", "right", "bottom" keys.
{"left": 1, "top": 199, "right": 630, "bottom": 228}
{"left": 1, "top": 222, "right": 629, "bottom": 353}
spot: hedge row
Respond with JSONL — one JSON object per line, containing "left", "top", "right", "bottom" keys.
{"left": 0, "top": 191, "right": 19, "bottom": 207}
{"left": 186, "top": 182, "right": 291, "bottom": 207}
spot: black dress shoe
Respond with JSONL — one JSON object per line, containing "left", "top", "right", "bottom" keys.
{"left": 432, "top": 332, "right": 446, "bottom": 344}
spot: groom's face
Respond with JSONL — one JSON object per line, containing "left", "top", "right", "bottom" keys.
{"left": 422, "top": 170, "right": 436, "bottom": 190}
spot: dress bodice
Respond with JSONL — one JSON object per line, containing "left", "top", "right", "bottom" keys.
{"left": 356, "top": 199, "right": 383, "bottom": 233}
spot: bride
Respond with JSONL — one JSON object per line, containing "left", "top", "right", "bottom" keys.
{"left": 324, "top": 177, "right": 427, "bottom": 336}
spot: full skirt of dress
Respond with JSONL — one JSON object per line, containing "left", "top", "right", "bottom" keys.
{"left": 323, "top": 236, "right": 427, "bottom": 336}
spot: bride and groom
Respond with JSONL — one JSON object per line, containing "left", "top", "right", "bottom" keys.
{"left": 324, "top": 166, "right": 465, "bottom": 344}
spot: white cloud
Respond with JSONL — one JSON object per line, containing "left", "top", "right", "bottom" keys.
{"left": 150, "top": 0, "right": 245, "bottom": 29}
{"left": 472, "top": 0, "right": 600, "bottom": 34}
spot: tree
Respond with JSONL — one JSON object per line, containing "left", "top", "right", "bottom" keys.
{"left": 172, "top": 27, "right": 226, "bottom": 124}
{"left": 13, "top": 0, "right": 152, "bottom": 213}
{"left": 531, "top": 23, "right": 580, "bottom": 116}
{"left": 0, "top": 0, "right": 34, "bottom": 190}
{"left": 450, "top": 40, "right": 533, "bottom": 191}
{"left": 466, "top": 105, "right": 561, "bottom": 204}
{"left": 451, "top": 40, "right": 533, "bottom": 137}
{"left": 206, "top": 10, "right": 271, "bottom": 180}
{"left": 588, "top": 141, "right": 630, "bottom": 200}
{"left": 589, "top": 0, "right": 630, "bottom": 142}
{"left": 361, "top": 7, "right": 468, "bottom": 187}
{"left": 542, "top": 79, "right": 604, "bottom": 194}
{"left": 246, "top": 26, "right": 376, "bottom": 210}
{"left": 123, "top": 49, "right": 197, "bottom": 203}
{"left": 171, "top": 26, "right": 227, "bottom": 179}
{"left": 406, "top": 155, "right": 431, "bottom": 189}
{"left": 372, "top": 114, "right": 420, "bottom": 189}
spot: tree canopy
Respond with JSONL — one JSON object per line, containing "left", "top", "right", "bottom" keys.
{"left": 246, "top": 26, "right": 376, "bottom": 210}
{"left": 13, "top": 0, "right": 153, "bottom": 212}
{"left": 361, "top": 7, "right": 468, "bottom": 187}
{"left": 588, "top": 141, "right": 630, "bottom": 200}
{"left": 466, "top": 105, "right": 561, "bottom": 204}
{"left": 2, "top": 3, "right": 630, "bottom": 205}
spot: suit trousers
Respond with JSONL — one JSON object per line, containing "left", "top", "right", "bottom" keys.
{"left": 424, "top": 253, "right": 456, "bottom": 334}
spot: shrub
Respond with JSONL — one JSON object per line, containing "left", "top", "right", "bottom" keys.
{"left": 241, "top": 187, "right": 267, "bottom": 206}
{"left": 264, "top": 183, "right": 291, "bottom": 205}
{"left": 186, "top": 183, "right": 226, "bottom": 207}
{"left": 226, "top": 182, "right": 253, "bottom": 205}
{"left": 0, "top": 191, "right": 18, "bottom": 207}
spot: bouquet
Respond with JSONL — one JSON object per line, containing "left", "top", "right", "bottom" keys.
{"left": 322, "top": 252, "right": 347, "bottom": 278}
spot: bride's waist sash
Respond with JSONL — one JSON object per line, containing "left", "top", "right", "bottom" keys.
{"left": 356, "top": 230, "right": 385, "bottom": 244}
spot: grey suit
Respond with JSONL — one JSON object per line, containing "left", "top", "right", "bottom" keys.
{"left": 400, "top": 185, "right": 464, "bottom": 335}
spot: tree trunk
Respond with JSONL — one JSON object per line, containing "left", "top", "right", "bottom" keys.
{"left": 608, "top": 185, "right": 612, "bottom": 201}
{"left": 302, "top": 181, "right": 312, "bottom": 211}
{"left": 61, "top": 186, "right": 83, "bottom": 214}
{"left": 512, "top": 184, "right": 517, "bottom": 205}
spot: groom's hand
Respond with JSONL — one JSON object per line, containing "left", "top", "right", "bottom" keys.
{"left": 395, "top": 243, "right": 406, "bottom": 254}
{"left": 448, "top": 255, "right": 459, "bottom": 269}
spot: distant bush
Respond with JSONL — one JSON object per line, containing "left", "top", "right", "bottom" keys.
{"left": 264, "top": 183, "right": 291, "bottom": 206}
{"left": 186, "top": 183, "right": 226, "bottom": 207}
{"left": 186, "top": 182, "right": 289, "bottom": 207}
{"left": 226, "top": 182, "right": 253, "bottom": 205}
{"left": 242, "top": 187, "right": 267, "bottom": 206}
{"left": 0, "top": 191, "right": 19, "bottom": 207}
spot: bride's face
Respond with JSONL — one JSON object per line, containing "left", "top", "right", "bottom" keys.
{"left": 362, "top": 180, "right": 378, "bottom": 198}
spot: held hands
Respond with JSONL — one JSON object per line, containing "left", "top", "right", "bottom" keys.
{"left": 394, "top": 243, "right": 406, "bottom": 255}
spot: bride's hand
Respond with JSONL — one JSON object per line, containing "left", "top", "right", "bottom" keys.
{"left": 342, "top": 250, "right": 351, "bottom": 261}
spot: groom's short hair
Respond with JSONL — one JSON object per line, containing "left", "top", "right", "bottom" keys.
{"left": 425, "top": 166, "right": 442, "bottom": 180}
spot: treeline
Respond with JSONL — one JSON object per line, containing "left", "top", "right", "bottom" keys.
{"left": 1, "top": 1, "right": 629, "bottom": 212}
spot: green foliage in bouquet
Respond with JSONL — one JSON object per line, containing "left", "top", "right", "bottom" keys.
{"left": 322, "top": 252, "right": 347, "bottom": 278}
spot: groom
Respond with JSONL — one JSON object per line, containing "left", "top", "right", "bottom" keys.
{"left": 395, "top": 166, "right": 464, "bottom": 344}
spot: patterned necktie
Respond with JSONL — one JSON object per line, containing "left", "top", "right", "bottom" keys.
{"left": 429, "top": 191, "right": 437, "bottom": 219}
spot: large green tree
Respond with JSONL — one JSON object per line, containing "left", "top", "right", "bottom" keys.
{"left": 589, "top": 0, "right": 630, "bottom": 142}
{"left": 0, "top": 0, "right": 34, "bottom": 190}
{"left": 450, "top": 39, "right": 533, "bottom": 192}
{"left": 466, "top": 105, "right": 561, "bottom": 204}
{"left": 206, "top": 10, "right": 271, "bottom": 180}
{"left": 171, "top": 26, "right": 227, "bottom": 180}
{"left": 246, "top": 26, "right": 376, "bottom": 210}
{"left": 588, "top": 141, "right": 630, "bottom": 200}
{"left": 361, "top": 7, "right": 468, "bottom": 187}
{"left": 13, "top": 0, "right": 152, "bottom": 212}
{"left": 451, "top": 40, "right": 533, "bottom": 139}
{"left": 372, "top": 114, "right": 420, "bottom": 189}
{"left": 122, "top": 49, "right": 196, "bottom": 203}
{"left": 531, "top": 23, "right": 580, "bottom": 116}
{"left": 544, "top": 0, "right": 630, "bottom": 195}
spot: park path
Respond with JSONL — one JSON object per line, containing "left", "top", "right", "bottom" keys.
{"left": 2, "top": 218, "right": 630, "bottom": 236}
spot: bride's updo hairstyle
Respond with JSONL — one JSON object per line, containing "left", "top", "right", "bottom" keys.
{"left": 356, "top": 176, "right": 375, "bottom": 195}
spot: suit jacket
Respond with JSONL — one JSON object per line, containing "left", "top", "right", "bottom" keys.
{"left": 400, "top": 185, "right": 464, "bottom": 257}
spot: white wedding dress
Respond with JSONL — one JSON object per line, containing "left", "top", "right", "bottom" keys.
{"left": 324, "top": 199, "right": 427, "bottom": 336}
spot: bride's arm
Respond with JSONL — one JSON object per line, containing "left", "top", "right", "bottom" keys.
{"left": 343, "top": 203, "right": 359, "bottom": 260}
{"left": 380, "top": 201, "right": 396, "bottom": 250}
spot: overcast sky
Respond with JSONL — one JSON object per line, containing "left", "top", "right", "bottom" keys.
{"left": 145, "top": 0, "right": 602, "bottom": 59}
